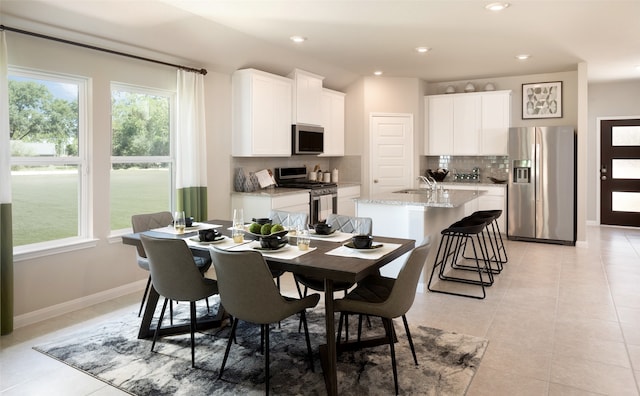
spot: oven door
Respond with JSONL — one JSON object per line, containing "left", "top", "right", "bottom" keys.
{"left": 311, "top": 192, "right": 338, "bottom": 224}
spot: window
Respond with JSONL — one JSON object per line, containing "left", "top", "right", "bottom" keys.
{"left": 110, "top": 83, "right": 174, "bottom": 231}
{"left": 9, "top": 68, "right": 88, "bottom": 248}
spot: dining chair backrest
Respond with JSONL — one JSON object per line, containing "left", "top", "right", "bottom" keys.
{"left": 140, "top": 235, "right": 216, "bottom": 302}
{"left": 383, "top": 237, "right": 431, "bottom": 317}
{"left": 326, "top": 213, "right": 373, "bottom": 234}
{"left": 131, "top": 211, "right": 173, "bottom": 257}
{"left": 269, "top": 210, "right": 308, "bottom": 230}
{"left": 210, "top": 248, "right": 293, "bottom": 325}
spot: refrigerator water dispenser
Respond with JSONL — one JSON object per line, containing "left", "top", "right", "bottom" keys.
{"left": 512, "top": 160, "right": 531, "bottom": 183}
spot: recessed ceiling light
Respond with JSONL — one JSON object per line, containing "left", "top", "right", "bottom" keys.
{"left": 485, "top": 2, "right": 510, "bottom": 11}
{"left": 515, "top": 54, "right": 531, "bottom": 60}
{"left": 415, "top": 47, "right": 431, "bottom": 53}
{"left": 290, "top": 36, "right": 307, "bottom": 43}
{"left": 374, "top": 70, "right": 383, "bottom": 76}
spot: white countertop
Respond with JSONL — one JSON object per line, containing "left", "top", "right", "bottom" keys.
{"left": 231, "top": 187, "right": 309, "bottom": 197}
{"left": 355, "top": 189, "right": 481, "bottom": 208}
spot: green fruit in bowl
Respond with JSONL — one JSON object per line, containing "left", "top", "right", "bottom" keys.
{"left": 260, "top": 223, "right": 273, "bottom": 235}
{"left": 271, "top": 224, "right": 284, "bottom": 233}
{"left": 249, "top": 222, "right": 262, "bottom": 234}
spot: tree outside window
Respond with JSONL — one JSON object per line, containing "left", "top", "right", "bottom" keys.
{"left": 110, "top": 84, "right": 174, "bottom": 231}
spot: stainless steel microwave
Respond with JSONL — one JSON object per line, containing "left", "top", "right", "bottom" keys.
{"left": 292, "top": 124, "right": 324, "bottom": 155}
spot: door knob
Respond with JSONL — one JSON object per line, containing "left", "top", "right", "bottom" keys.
{"left": 601, "top": 175, "right": 607, "bottom": 180}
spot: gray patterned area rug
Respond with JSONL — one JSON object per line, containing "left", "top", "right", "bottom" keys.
{"left": 33, "top": 302, "right": 488, "bottom": 395}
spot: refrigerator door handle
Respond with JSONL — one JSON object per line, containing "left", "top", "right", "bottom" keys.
{"left": 534, "top": 143, "right": 540, "bottom": 201}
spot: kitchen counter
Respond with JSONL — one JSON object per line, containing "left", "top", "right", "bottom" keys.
{"left": 355, "top": 189, "right": 481, "bottom": 208}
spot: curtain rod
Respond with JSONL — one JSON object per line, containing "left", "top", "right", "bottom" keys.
{"left": 0, "top": 24, "right": 207, "bottom": 75}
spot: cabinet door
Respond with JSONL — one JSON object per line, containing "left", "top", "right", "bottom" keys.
{"left": 426, "top": 95, "right": 454, "bottom": 155}
{"left": 320, "top": 89, "right": 345, "bottom": 157}
{"left": 481, "top": 91, "right": 511, "bottom": 155}
{"left": 453, "top": 95, "right": 481, "bottom": 155}
{"left": 291, "top": 70, "right": 324, "bottom": 126}
{"left": 232, "top": 70, "right": 292, "bottom": 157}
{"left": 337, "top": 185, "right": 360, "bottom": 216}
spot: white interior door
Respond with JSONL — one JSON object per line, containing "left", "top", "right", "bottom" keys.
{"left": 370, "top": 114, "right": 414, "bottom": 196}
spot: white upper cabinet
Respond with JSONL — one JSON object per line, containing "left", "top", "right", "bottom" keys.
{"left": 289, "top": 69, "right": 324, "bottom": 126}
{"left": 480, "top": 91, "right": 512, "bottom": 155}
{"left": 424, "top": 90, "right": 511, "bottom": 156}
{"left": 319, "top": 88, "right": 345, "bottom": 157}
{"left": 232, "top": 69, "right": 292, "bottom": 157}
{"left": 426, "top": 95, "right": 454, "bottom": 155}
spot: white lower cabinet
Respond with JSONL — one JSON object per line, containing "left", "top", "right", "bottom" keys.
{"left": 337, "top": 185, "right": 360, "bottom": 217}
{"left": 440, "top": 184, "right": 506, "bottom": 231}
{"left": 231, "top": 192, "right": 310, "bottom": 223}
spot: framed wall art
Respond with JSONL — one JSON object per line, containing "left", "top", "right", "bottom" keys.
{"left": 522, "top": 81, "right": 562, "bottom": 119}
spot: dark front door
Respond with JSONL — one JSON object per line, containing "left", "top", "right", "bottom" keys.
{"left": 600, "top": 119, "right": 640, "bottom": 227}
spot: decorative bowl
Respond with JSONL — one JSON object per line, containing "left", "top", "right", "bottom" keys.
{"left": 313, "top": 223, "right": 334, "bottom": 235}
{"left": 427, "top": 169, "right": 449, "bottom": 182}
{"left": 351, "top": 234, "right": 373, "bottom": 249}
{"left": 260, "top": 235, "right": 287, "bottom": 249}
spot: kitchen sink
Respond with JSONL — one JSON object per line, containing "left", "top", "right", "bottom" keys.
{"left": 393, "top": 188, "right": 432, "bottom": 194}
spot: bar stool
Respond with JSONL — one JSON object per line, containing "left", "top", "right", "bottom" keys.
{"left": 427, "top": 217, "right": 494, "bottom": 299}
{"left": 458, "top": 210, "right": 508, "bottom": 274}
{"left": 470, "top": 210, "right": 508, "bottom": 270}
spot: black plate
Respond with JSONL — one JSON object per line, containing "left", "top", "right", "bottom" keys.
{"left": 189, "top": 235, "right": 226, "bottom": 244}
{"left": 253, "top": 242, "right": 288, "bottom": 251}
{"left": 343, "top": 242, "right": 383, "bottom": 250}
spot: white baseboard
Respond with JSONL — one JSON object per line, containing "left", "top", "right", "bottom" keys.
{"left": 13, "top": 279, "right": 147, "bottom": 329}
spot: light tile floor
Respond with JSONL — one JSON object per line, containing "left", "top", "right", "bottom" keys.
{"left": 1, "top": 225, "right": 639, "bottom": 395}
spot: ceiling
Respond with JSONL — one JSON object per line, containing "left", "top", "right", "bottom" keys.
{"left": 2, "top": 0, "right": 640, "bottom": 90}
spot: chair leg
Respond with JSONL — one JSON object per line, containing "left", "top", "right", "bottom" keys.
{"left": 218, "top": 317, "right": 239, "bottom": 380}
{"left": 382, "top": 318, "right": 399, "bottom": 395}
{"left": 264, "top": 323, "right": 270, "bottom": 396}
{"left": 138, "top": 275, "right": 151, "bottom": 317}
{"left": 205, "top": 297, "right": 211, "bottom": 313}
{"left": 336, "top": 312, "right": 345, "bottom": 346}
{"left": 189, "top": 301, "right": 197, "bottom": 368}
{"left": 357, "top": 314, "right": 364, "bottom": 344}
{"left": 300, "top": 310, "right": 315, "bottom": 373}
{"left": 402, "top": 315, "right": 418, "bottom": 366}
{"left": 151, "top": 297, "right": 169, "bottom": 352}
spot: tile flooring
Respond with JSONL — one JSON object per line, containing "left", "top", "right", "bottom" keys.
{"left": 1, "top": 225, "right": 639, "bottom": 395}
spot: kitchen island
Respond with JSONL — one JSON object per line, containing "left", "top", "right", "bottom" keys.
{"left": 355, "top": 189, "right": 482, "bottom": 285}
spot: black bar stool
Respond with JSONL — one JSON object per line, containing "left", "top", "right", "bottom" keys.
{"left": 468, "top": 210, "right": 508, "bottom": 272}
{"left": 427, "top": 217, "right": 494, "bottom": 299}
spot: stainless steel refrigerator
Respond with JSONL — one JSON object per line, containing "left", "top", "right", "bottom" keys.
{"left": 507, "top": 126, "right": 576, "bottom": 245}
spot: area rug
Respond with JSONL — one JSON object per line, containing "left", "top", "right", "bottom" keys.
{"left": 34, "top": 301, "right": 488, "bottom": 395}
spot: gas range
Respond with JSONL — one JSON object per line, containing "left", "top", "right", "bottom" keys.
{"left": 274, "top": 167, "right": 337, "bottom": 192}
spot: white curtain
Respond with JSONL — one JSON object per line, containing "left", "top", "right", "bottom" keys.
{"left": 0, "top": 30, "right": 14, "bottom": 334}
{"left": 175, "top": 70, "right": 208, "bottom": 220}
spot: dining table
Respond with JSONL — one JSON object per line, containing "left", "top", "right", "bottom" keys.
{"left": 122, "top": 219, "right": 415, "bottom": 396}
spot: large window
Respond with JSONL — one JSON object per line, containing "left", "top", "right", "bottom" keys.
{"left": 9, "top": 68, "right": 88, "bottom": 248}
{"left": 110, "top": 83, "right": 174, "bottom": 231}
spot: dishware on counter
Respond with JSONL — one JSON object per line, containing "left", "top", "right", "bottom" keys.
{"left": 487, "top": 176, "right": 507, "bottom": 184}
{"left": 252, "top": 217, "right": 271, "bottom": 225}
{"left": 323, "top": 172, "right": 331, "bottom": 183}
{"left": 445, "top": 85, "right": 456, "bottom": 94}
{"left": 464, "top": 82, "right": 475, "bottom": 92}
{"left": 427, "top": 168, "right": 449, "bottom": 182}
{"left": 331, "top": 168, "right": 339, "bottom": 183}
{"left": 484, "top": 82, "right": 496, "bottom": 91}
{"left": 173, "top": 211, "right": 186, "bottom": 234}
{"left": 232, "top": 208, "right": 244, "bottom": 243}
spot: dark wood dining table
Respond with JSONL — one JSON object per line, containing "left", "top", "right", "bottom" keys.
{"left": 122, "top": 219, "right": 415, "bottom": 396}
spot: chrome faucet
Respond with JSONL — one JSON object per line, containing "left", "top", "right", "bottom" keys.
{"left": 418, "top": 175, "right": 437, "bottom": 190}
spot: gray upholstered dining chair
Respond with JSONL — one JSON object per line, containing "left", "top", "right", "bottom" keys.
{"left": 333, "top": 238, "right": 432, "bottom": 395}
{"left": 268, "top": 210, "right": 309, "bottom": 289}
{"left": 294, "top": 214, "right": 373, "bottom": 298}
{"left": 140, "top": 235, "right": 219, "bottom": 368}
{"left": 325, "top": 213, "right": 373, "bottom": 235}
{"left": 132, "top": 212, "right": 212, "bottom": 317}
{"left": 294, "top": 214, "right": 374, "bottom": 339}
{"left": 209, "top": 248, "right": 320, "bottom": 396}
